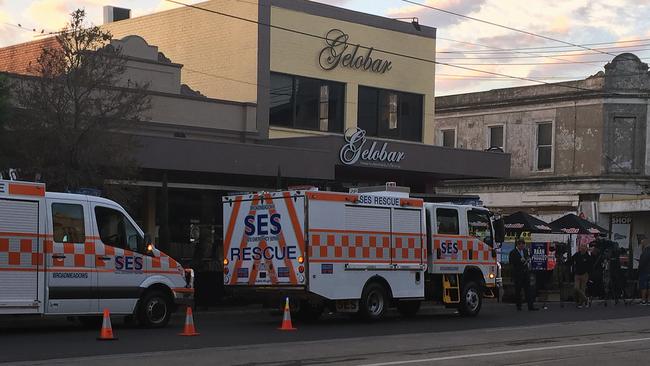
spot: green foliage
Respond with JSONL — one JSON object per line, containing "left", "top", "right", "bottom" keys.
{"left": 11, "top": 9, "right": 150, "bottom": 191}
{"left": 0, "top": 74, "right": 12, "bottom": 171}
{"left": 0, "top": 74, "right": 7, "bottom": 123}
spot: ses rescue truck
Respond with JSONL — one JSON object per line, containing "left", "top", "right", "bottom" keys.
{"left": 0, "top": 180, "right": 193, "bottom": 327}
{"left": 223, "top": 183, "right": 504, "bottom": 320}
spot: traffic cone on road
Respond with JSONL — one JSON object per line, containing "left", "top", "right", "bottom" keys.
{"left": 97, "top": 309, "right": 117, "bottom": 341}
{"left": 278, "top": 297, "right": 297, "bottom": 331}
{"left": 178, "top": 306, "right": 199, "bottom": 336}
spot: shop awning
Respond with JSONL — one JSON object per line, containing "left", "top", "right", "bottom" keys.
{"left": 134, "top": 133, "right": 510, "bottom": 181}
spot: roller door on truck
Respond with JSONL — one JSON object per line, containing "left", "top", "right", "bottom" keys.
{"left": 0, "top": 198, "right": 41, "bottom": 312}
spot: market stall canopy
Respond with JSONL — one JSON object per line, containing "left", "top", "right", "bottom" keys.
{"left": 503, "top": 211, "right": 553, "bottom": 233}
{"left": 549, "top": 213, "right": 608, "bottom": 235}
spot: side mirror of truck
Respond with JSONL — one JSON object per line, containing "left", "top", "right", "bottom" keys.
{"left": 494, "top": 218, "right": 505, "bottom": 243}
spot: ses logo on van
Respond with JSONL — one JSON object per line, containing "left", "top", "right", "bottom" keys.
{"left": 230, "top": 246, "right": 298, "bottom": 261}
{"left": 244, "top": 213, "right": 282, "bottom": 236}
{"left": 115, "top": 256, "right": 143, "bottom": 272}
{"left": 230, "top": 212, "right": 298, "bottom": 261}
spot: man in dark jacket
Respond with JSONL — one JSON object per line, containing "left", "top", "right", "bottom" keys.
{"left": 568, "top": 242, "right": 593, "bottom": 308}
{"left": 639, "top": 240, "right": 650, "bottom": 305}
{"left": 509, "top": 239, "right": 538, "bottom": 311}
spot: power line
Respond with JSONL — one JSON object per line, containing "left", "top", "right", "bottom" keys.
{"left": 165, "top": 0, "right": 621, "bottom": 96}
{"left": 402, "top": 0, "right": 617, "bottom": 57}
{"left": 438, "top": 69, "right": 650, "bottom": 80}
{"left": 435, "top": 36, "right": 604, "bottom": 67}
{"left": 437, "top": 47, "right": 650, "bottom": 59}
{"left": 2, "top": 22, "right": 49, "bottom": 34}
{"left": 441, "top": 60, "right": 612, "bottom": 66}
{"left": 437, "top": 37, "right": 650, "bottom": 54}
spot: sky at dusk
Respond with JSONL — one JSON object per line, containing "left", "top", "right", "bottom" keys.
{"left": 1, "top": 0, "right": 649, "bottom": 95}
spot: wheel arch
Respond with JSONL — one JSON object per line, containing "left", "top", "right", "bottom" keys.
{"left": 462, "top": 266, "right": 486, "bottom": 288}
{"left": 362, "top": 275, "right": 394, "bottom": 300}
{"left": 136, "top": 282, "right": 175, "bottom": 313}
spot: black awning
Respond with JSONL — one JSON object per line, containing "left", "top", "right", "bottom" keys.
{"left": 503, "top": 211, "right": 553, "bottom": 233}
{"left": 549, "top": 214, "right": 608, "bottom": 235}
{"left": 135, "top": 132, "right": 510, "bottom": 182}
{"left": 134, "top": 135, "right": 335, "bottom": 180}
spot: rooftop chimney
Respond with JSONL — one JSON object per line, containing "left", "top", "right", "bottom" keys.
{"left": 103, "top": 6, "right": 131, "bottom": 24}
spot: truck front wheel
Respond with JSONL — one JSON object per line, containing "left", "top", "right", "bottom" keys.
{"left": 137, "top": 290, "right": 172, "bottom": 328}
{"left": 458, "top": 281, "right": 482, "bottom": 317}
{"left": 359, "top": 282, "right": 388, "bottom": 321}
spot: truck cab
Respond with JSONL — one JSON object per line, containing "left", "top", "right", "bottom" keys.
{"left": 424, "top": 203, "right": 502, "bottom": 315}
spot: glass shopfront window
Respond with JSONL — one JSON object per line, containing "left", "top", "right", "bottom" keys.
{"left": 357, "top": 86, "right": 423, "bottom": 142}
{"left": 269, "top": 73, "right": 344, "bottom": 133}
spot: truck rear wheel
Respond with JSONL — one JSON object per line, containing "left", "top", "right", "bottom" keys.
{"left": 458, "top": 281, "right": 482, "bottom": 317}
{"left": 137, "top": 290, "right": 172, "bottom": 328}
{"left": 397, "top": 300, "right": 421, "bottom": 317}
{"left": 359, "top": 282, "right": 388, "bottom": 321}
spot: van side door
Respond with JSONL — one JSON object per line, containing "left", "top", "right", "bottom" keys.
{"left": 92, "top": 203, "right": 147, "bottom": 314}
{"left": 45, "top": 198, "right": 98, "bottom": 314}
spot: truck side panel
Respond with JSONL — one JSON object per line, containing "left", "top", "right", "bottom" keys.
{"left": 223, "top": 192, "right": 306, "bottom": 287}
{"left": 0, "top": 198, "right": 43, "bottom": 314}
{"left": 306, "top": 192, "right": 425, "bottom": 300}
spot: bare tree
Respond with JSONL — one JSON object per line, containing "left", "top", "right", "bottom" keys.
{"left": 0, "top": 74, "right": 11, "bottom": 173}
{"left": 10, "top": 9, "right": 150, "bottom": 191}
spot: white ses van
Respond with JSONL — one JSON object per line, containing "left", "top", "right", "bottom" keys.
{"left": 0, "top": 180, "right": 193, "bottom": 327}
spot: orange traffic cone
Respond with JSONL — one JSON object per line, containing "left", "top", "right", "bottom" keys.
{"left": 178, "top": 306, "right": 199, "bottom": 336}
{"left": 97, "top": 309, "right": 117, "bottom": 341}
{"left": 278, "top": 297, "right": 296, "bottom": 331}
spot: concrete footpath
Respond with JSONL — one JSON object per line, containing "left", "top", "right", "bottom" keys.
{"left": 5, "top": 311, "right": 650, "bottom": 366}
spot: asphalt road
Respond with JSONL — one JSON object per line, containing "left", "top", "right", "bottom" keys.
{"left": 2, "top": 300, "right": 650, "bottom": 365}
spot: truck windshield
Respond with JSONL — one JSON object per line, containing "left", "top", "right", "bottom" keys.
{"left": 467, "top": 210, "right": 494, "bottom": 248}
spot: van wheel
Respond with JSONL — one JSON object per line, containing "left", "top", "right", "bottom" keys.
{"left": 138, "top": 290, "right": 172, "bottom": 328}
{"left": 459, "top": 281, "right": 482, "bottom": 317}
{"left": 359, "top": 282, "right": 388, "bottom": 321}
{"left": 397, "top": 300, "right": 421, "bottom": 317}
{"left": 78, "top": 315, "right": 103, "bottom": 328}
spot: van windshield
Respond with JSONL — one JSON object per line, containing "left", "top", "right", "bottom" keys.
{"left": 468, "top": 210, "right": 493, "bottom": 247}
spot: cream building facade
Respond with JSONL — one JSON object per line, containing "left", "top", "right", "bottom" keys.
{"left": 104, "top": 0, "right": 436, "bottom": 144}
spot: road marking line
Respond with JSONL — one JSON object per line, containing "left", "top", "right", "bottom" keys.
{"left": 358, "top": 337, "right": 650, "bottom": 366}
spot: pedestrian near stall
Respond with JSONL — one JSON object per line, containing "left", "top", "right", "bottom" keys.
{"left": 509, "top": 238, "right": 538, "bottom": 311}
{"left": 639, "top": 240, "right": 650, "bottom": 305}
{"left": 569, "top": 243, "right": 593, "bottom": 308}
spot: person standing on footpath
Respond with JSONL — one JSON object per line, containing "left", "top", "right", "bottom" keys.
{"left": 509, "top": 238, "right": 539, "bottom": 311}
{"left": 639, "top": 240, "right": 650, "bottom": 305}
{"left": 569, "top": 242, "right": 593, "bottom": 308}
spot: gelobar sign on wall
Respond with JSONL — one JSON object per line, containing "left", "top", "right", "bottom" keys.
{"left": 339, "top": 127, "right": 405, "bottom": 167}
{"left": 319, "top": 29, "right": 393, "bottom": 74}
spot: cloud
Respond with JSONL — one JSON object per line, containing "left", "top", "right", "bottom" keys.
{"left": 26, "top": 0, "right": 78, "bottom": 30}
{"left": 386, "top": 0, "right": 487, "bottom": 28}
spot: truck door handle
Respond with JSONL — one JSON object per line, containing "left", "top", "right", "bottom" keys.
{"left": 52, "top": 254, "right": 66, "bottom": 259}
{"left": 97, "top": 256, "right": 111, "bottom": 261}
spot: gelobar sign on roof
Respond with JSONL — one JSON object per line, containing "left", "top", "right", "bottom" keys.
{"left": 339, "top": 128, "right": 405, "bottom": 168}
{"left": 319, "top": 29, "right": 393, "bottom": 74}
